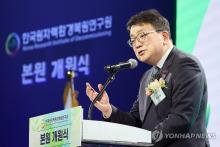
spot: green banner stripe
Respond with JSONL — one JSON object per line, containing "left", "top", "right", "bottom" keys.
{"left": 176, "top": 0, "right": 210, "bottom": 53}
{"left": 206, "top": 103, "right": 211, "bottom": 127}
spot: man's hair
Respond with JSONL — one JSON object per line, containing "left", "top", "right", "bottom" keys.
{"left": 127, "top": 9, "right": 171, "bottom": 38}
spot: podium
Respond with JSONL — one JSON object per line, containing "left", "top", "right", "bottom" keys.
{"left": 29, "top": 106, "right": 152, "bottom": 146}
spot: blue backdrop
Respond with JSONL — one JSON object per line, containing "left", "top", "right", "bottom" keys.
{"left": 0, "top": 0, "right": 175, "bottom": 146}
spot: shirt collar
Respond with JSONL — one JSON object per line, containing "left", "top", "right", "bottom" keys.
{"left": 156, "top": 45, "right": 173, "bottom": 69}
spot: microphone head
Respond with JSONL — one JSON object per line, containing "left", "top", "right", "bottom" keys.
{"left": 128, "top": 58, "right": 138, "bottom": 69}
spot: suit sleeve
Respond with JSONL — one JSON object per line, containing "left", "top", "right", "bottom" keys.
{"left": 103, "top": 70, "right": 151, "bottom": 127}
{"left": 153, "top": 57, "right": 206, "bottom": 145}
{"left": 104, "top": 99, "right": 142, "bottom": 128}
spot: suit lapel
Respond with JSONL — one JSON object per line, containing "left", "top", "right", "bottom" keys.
{"left": 161, "top": 47, "right": 176, "bottom": 72}
{"left": 139, "top": 68, "right": 154, "bottom": 121}
{"left": 140, "top": 47, "right": 177, "bottom": 121}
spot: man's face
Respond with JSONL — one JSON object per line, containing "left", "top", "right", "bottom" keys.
{"left": 129, "top": 23, "right": 165, "bottom": 65}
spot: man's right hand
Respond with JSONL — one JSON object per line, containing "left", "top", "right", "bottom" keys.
{"left": 86, "top": 82, "right": 112, "bottom": 118}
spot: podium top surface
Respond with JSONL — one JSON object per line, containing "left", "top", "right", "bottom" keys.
{"left": 82, "top": 120, "right": 152, "bottom": 146}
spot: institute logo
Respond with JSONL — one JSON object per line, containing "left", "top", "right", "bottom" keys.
{"left": 5, "top": 32, "right": 21, "bottom": 56}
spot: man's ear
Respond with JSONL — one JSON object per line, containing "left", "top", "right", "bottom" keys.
{"left": 161, "top": 31, "right": 170, "bottom": 44}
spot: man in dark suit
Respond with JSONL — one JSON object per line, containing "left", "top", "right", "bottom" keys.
{"left": 86, "top": 9, "right": 209, "bottom": 147}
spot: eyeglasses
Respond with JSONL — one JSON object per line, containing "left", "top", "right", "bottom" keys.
{"left": 127, "top": 30, "right": 162, "bottom": 47}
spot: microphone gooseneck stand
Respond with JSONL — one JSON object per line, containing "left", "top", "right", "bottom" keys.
{"left": 88, "top": 70, "right": 118, "bottom": 120}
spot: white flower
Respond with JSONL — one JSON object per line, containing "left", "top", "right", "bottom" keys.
{"left": 146, "top": 78, "right": 167, "bottom": 96}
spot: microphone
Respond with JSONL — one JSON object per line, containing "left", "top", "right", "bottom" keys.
{"left": 104, "top": 58, "right": 138, "bottom": 72}
{"left": 88, "top": 58, "right": 138, "bottom": 120}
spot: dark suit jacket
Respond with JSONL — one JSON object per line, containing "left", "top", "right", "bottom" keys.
{"left": 105, "top": 47, "right": 209, "bottom": 147}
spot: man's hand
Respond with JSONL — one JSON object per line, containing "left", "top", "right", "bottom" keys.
{"left": 86, "top": 82, "right": 112, "bottom": 118}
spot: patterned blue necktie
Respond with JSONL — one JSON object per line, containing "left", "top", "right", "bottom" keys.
{"left": 152, "top": 66, "right": 161, "bottom": 80}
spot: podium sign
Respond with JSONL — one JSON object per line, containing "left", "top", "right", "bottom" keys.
{"left": 29, "top": 106, "right": 83, "bottom": 147}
